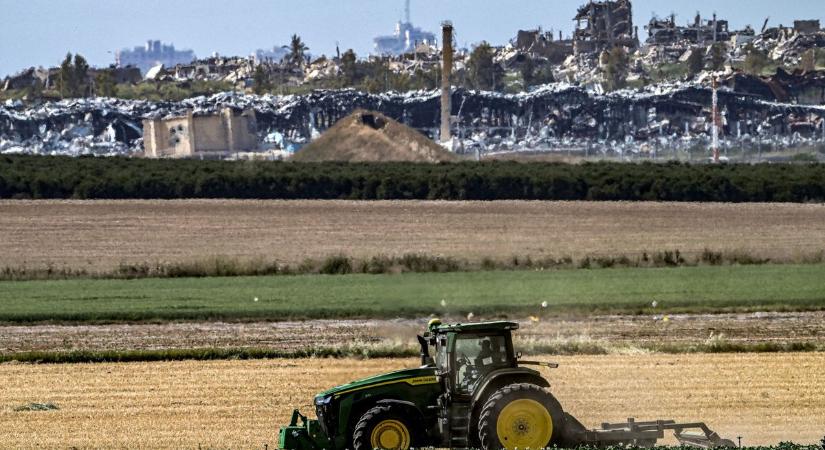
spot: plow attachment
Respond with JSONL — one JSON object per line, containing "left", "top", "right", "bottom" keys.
{"left": 565, "top": 415, "right": 736, "bottom": 448}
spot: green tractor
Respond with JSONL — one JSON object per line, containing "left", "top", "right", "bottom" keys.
{"left": 279, "top": 320, "right": 734, "bottom": 450}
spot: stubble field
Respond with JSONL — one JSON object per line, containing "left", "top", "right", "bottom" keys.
{"left": 1, "top": 200, "right": 824, "bottom": 272}
{"left": 2, "top": 353, "right": 823, "bottom": 448}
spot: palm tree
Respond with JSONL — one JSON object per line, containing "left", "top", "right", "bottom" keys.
{"left": 288, "top": 34, "right": 309, "bottom": 68}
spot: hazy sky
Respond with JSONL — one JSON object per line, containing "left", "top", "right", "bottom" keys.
{"left": 1, "top": 0, "right": 823, "bottom": 77}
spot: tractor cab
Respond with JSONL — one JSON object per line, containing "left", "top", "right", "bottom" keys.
{"left": 426, "top": 320, "right": 518, "bottom": 397}
{"left": 419, "top": 320, "right": 558, "bottom": 449}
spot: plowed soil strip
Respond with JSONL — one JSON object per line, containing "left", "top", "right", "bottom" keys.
{"left": 2, "top": 200, "right": 824, "bottom": 272}
{"left": 2, "top": 312, "right": 824, "bottom": 355}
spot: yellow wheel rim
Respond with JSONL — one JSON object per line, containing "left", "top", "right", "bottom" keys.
{"left": 370, "top": 419, "right": 411, "bottom": 450}
{"left": 495, "top": 399, "right": 553, "bottom": 450}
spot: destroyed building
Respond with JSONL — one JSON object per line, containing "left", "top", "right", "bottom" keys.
{"left": 2, "top": 68, "right": 50, "bottom": 91}
{"left": 373, "top": 0, "right": 436, "bottom": 56}
{"left": 116, "top": 40, "right": 196, "bottom": 75}
{"left": 89, "top": 66, "right": 143, "bottom": 86}
{"left": 645, "top": 13, "right": 755, "bottom": 46}
{"left": 4, "top": 69, "right": 824, "bottom": 160}
{"left": 171, "top": 56, "right": 256, "bottom": 83}
{"left": 513, "top": 29, "right": 574, "bottom": 64}
{"left": 573, "top": 0, "right": 638, "bottom": 55}
{"left": 3, "top": 66, "right": 142, "bottom": 93}
{"left": 794, "top": 20, "right": 822, "bottom": 35}
{"left": 142, "top": 108, "right": 257, "bottom": 158}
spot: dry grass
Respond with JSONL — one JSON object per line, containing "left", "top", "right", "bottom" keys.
{"left": 1, "top": 200, "right": 824, "bottom": 273}
{"left": 0, "top": 354, "right": 823, "bottom": 448}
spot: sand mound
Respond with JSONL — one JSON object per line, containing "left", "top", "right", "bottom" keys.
{"left": 292, "top": 110, "right": 458, "bottom": 163}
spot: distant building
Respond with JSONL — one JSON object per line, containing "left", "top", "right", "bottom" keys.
{"left": 142, "top": 108, "right": 258, "bottom": 158}
{"left": 373, "top": 0, "right": 436, "bottom": 55}
{"left": 116, "top": 40, "right": 196, "bottom": 75}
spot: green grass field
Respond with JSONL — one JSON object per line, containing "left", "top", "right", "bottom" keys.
{"left": 1, "top": 265, "right": 824, "bottom": 323}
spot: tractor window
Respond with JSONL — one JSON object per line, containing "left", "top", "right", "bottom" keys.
{"left": 453, "top": 335, "right": 508, "bottom": 395}
{"left": 435, "top": 336, "right": 448, "bottom": 372}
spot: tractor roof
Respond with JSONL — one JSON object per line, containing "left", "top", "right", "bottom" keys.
{"left": 432, "top": 320, "right": 519, "bottom": 333}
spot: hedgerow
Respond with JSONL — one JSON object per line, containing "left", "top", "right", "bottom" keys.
{"left": 1, "top": 155, "right": 824, "bottom": 202}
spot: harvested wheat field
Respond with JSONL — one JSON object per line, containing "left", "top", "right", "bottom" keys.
{"left": 1, "top": 354, "right": 823, "bottom": 448}
{"left": 1, "top": 200, "right": 824, "bottom": 273}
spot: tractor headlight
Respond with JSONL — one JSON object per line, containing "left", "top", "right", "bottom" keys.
{"left": 315, "top": 396, "right": 334, "bottom": 437}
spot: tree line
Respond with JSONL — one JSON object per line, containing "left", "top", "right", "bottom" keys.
{"left": 1, "top": 156, "right": 824, "bottom": 202}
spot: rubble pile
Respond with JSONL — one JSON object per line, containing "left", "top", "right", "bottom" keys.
{"left": 2, "top": 75, "right": 824, "bottom": 158}
{"left": 752, "top": 27, "right": 825, "bottom": 66}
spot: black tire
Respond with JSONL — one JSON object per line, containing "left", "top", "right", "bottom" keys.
{"left": 352, "top": 404, "right": 421, "bottom": 450}
{"left": 478, "top": 383, "right": 565, "bottom": 450}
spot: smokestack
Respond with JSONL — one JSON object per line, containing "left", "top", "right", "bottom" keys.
{"left": 713, "top": 13, "right": 718, "bottom": 42}
{"left": 712, "top": 76, "right": 720, "bottom": 164}
{"left": 440, "top": 21, "right": 453, "bottom": 144}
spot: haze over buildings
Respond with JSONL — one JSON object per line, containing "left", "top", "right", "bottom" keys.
{"left": 2, "top": 0, "right": 823, "bottom": 78}
{"left": 373, "top": 0, "right": 436, "bottom": 55}
{"left": 116, "top": 40, "right": 196, "bottom": 75}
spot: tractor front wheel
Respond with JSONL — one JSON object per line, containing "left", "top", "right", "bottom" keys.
{"left": 352, "top": 404, "right": 419, "bottom": 450}
{"left": 478, "top": 383, "right": 565, "bottom": 450}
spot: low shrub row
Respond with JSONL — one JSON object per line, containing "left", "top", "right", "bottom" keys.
{"left": 1, "top": 249, "right": 819, "bottom": 281}
{"left": 1, "top": 156, "right": 824, "bottom": 202}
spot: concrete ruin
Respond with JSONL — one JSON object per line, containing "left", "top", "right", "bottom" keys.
{"left": 573, "top": 0, "right": 638, "bottom": 55}
{"left": 2, "top": 68, "right": 50, "bottom": 92}
{"left": 794, "top": 20, "right": 822, "bottom": 35}
{"left": 142, "top": 108, "right": 257, "bottom": 158}
{"left": 645, "top": 13, "right": 755, "bottom": 46}
{"left": 3, "top": 66, "right": 142, "bottom": 93}
{"left": 513, "top": 29, "right": 574, "bottom": 64}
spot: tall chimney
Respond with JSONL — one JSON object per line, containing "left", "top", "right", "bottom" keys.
{"left": 440, "top": 21, "right": 453, "bottom": 144}
{"left": 712, "top": 13, "right": 718, "bottom": 42}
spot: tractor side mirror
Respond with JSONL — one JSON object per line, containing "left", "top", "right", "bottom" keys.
{"left": 516, "top": 351, "right": 523, "bottom": 360}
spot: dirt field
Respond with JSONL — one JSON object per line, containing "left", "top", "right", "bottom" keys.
{"left": 1, "top": 200, "right": 824, "bottom": 272}
{"left": 2, "top": 312, "right": 824, "bottom": 355}
{"left": 1, "top": 354, "right": 822, "bottom": 448}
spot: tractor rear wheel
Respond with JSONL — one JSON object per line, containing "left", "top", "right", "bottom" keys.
{"left": 352, "top": 404, "right": 420, "bottom": 450}
{"left": 478, "top": 383, "right": 565, "bottom": 450}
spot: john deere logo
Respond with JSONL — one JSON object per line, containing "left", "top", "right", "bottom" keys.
{"left": 405, "top": 376, "right": 438, "bottom": 386}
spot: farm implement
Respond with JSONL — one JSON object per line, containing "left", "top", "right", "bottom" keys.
{"left": 279, "top": 320, "right": 734, "bottom": 450}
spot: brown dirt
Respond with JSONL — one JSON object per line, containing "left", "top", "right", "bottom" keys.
{"left": 1, "top": 200, "right": 824, "bottom": 273}
{"left": 292, "top": 109, "right": 458, "bottom": 162}
{"left": 1, "top": 354, "right": 822, "bottom": 448}
{"left": 2, "top": 312, "right": 823, "bottom": 354}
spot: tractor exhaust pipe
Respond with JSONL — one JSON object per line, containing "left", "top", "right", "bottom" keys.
{"left": 417, "top": 335, "right": 433, "bottom": 366}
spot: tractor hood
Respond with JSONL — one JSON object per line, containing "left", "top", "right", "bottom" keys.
{"left": 315, "top": 367, "right": 438, "bottom": 400}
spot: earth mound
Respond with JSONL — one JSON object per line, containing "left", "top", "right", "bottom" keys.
{"left": 292, "top": 110, "right": 458, "bottom": 163}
